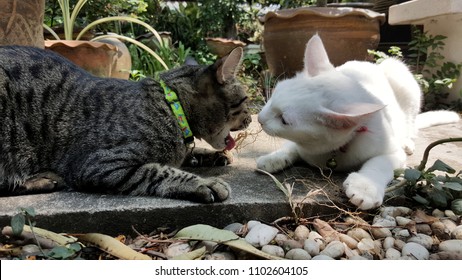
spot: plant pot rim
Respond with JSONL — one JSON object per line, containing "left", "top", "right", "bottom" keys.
{"left": 44, "top": 40, "right": 118, "bottom": 51}
{"left": 205, "top": 37, "right": 246, "bottom": 46}
{"left": 259, "top": 7, "right": 385, "bottom": 24}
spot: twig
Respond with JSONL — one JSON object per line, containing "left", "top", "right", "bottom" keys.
{"left": 416, "top": 137, "right": 462, "bottom": 171}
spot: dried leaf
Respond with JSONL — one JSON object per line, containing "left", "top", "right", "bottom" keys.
{"left": 312, "top": 219, "right": 339, "bottom": 242}
{"left": 78, "top": 233, "right": 151, "bottom": 260}
{"left": 411, "top": 209, "right": 439, "bottom": 224}
{"left": 174, "top": 224, "right": 283, "bottom": 260}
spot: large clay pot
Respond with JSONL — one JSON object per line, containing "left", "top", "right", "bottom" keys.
{"left": 205, "top": 37, "right": 246, "bottom": 58}
{"left": 0, "top": 0, "right": 45, "bottom": 48}
{"left": 45, "top": 40, "right": 117, "bottom": 78}
{"left": 259, "top": 7, "right": 385, "bottom": 78}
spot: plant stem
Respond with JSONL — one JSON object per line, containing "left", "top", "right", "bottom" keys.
{"left": 416, "top": 137, "right": 462, "bottom": 171}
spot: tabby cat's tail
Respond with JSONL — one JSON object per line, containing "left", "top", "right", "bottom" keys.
{"left": 416, "top": 110, "right": 460, "bottom": 129}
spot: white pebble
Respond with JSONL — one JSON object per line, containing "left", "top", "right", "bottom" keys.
{"left": 444, "top": 210, "right": 458, "bottom": 221}
{"left": 441, "top": 219, "right": 457, "bottom": 233}
{"left": 308, "top": 230, "right": 324, "bottom": 241}
{"left": 165, "top": 242, "right": 192, "bottom": 258}
{"left": 294, "top": 225, "right": 310, "bottom": 241}
{"left": 407, "top": 233, "right": 434, "bottom": 250}
{"left": 312, "top": 254, "right": 334, "bottom": 260}
{"left": 432, "top": 209, "right": 445, "bottom": 218}
{"left": 308, "top": 231, "right": 325, "bottom": 250}
{"left": 380, "top": 206, "right": 412, "bottom": 218}
{"left": 357, "top": 238, "right": 375, "bottom": 253}
{"left": 396, "top": 216, "right": 413, "bottom": 226}
{"left": 319, "top": 240, "right": 344, "bottom": 259}
{"left": 244, "top": 223, "right": 278, "bottom": 247}
{"left": 451, "top": 225, "right": 462, "bottom": 240}
{"left": 402, "top": 242, "right": 429, "bottom": 260}
{"left": 383, "top": 237, "right": 395, "bottom": 250}
{"left": 304, "top": 239, "right": 320, "bottom": 256}
{"left": 281, "top": 239, "right": 303, "bottom": 251}
{"left": 274, "top": 233, "right": 289, "bottom": 246}
{"left": 416, "top": 223, "right": 432, "bottom": 235}
{"left": 385, "top": 248, "right": 401, "bottom": 260}
{"left": 439, "top": 240, "right": 462, "bottom": 253}
{"left": 285, "top": 248, "right": 311, "bottom": 260}
{"left": 247, "top": 220, "right": 261, "bottom": 230}
{"left": 348, "top": 255, "right": 369, "bottom": 260}
{"left": 261, "top": 245, "right": 285, "bottom": 258}
{"left": 347, "top": 228, "right": 372, "bottom": 241}
{"left": 373, "top": 215, "right": 396, "bottom": 227}
{"left": 394, "top": 229, "right": 410, "bottom": 239}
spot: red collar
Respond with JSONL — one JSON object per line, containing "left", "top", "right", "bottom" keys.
{"left": 339, "top": 126, "right": 368, "bottom": 153}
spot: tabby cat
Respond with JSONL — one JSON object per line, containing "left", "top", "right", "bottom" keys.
{"left": 0, "top": 46, "right": 251, "bottom": 203}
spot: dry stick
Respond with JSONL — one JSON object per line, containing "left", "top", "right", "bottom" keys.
{"left": 386, "top": 137, "right": 462, "bottom": 193}
{"left": 415, "top": 137, "right": 462, "bottom": 171}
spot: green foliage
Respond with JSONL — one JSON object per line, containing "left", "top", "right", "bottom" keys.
{"left": 129, "top": 41, "right": 191, "bottom": 80}
{"left": 389, "top": 138, "right": 462, "bottom": 212}
{"left": 10, "top": 207, "right": 83, "bottom": 260}
{"left": 11, "top": 207, "right": 36, "bottom": 236}
{"left": 369, "top": 27, "right": 462, "bottom": 111}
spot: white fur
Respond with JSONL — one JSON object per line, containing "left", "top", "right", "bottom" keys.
{"left": 257, "top": 34, "right": 460, "bottom": 210}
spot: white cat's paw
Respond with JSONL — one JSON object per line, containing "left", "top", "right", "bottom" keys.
{"left": 403, "top": 138, "right": 415, "bottom": 155}
{"left": 343, "top": 172, "right": 385, "bottom": 210}
{"left": 256, "top": 153, "right": 291, "bottom": 173}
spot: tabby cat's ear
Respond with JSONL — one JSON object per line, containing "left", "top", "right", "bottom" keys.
{"left": 216, "top": 47, "right": 243, "bottom": 84}
{"left": 317, "top": 103, "right": 385, "bottom": 129}
{"left": 303, "top": 34, "right": 334, "bottom": 77}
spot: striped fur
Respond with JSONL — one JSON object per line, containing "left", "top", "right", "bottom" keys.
{"left": 0, "top": 46, "right": 250, "bottom": 202}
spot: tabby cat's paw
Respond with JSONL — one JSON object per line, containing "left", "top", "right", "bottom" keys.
{"left": 343, "top": 173, "right": 384, "bottom": 210}
{"left": 256, "top": 154, "right": 290, "bottom": 173}
{"left": 194, "top": 177, "right": 230, "bottom": 203}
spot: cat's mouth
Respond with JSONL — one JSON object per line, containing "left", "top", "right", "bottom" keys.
{"left": 224, "top": 134, "right": 236, "bottom": 150}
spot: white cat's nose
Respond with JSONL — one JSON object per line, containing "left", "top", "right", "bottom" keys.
{"left": 257, "top": 114, "right": 263, "bottom": 125}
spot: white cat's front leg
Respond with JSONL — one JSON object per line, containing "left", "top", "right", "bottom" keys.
{"left": 343, "top": 152, "right": 406, "bottom": 210}
{"left": 256, "top": 141, "right": 300, "bottom": 173}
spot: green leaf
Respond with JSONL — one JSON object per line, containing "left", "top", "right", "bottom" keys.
{"left": 49, "top": 246, "right": 76, "bottom": 260}
{"left": 11, "top": 214, "right": 25, "bottom": 236}
{"left": 22, "top": 207, "right": 36, "bottom": 217}
{"left": 427, "top": 159, "right": 456, "bottom": 174}
{"left": 413, "top": 194, "right": 429, "bottom": 205}
{"left": 442, "top": 182, "right": 462, "bottom": 192}
{"left": 175, "top": 224, "right": 284, "bottom": 260}
{"left": 428, "top": 188, "right": 449, "bottom": 208}
{"left": 451, "top": 199, "right": 462, "bottom": 215}
{"left": 404, "top": 168, "right": 422, "bottom": 184}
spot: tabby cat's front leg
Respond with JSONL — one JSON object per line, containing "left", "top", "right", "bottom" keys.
{"left": 72, "top": 152, "right": 230, "bottom": 203}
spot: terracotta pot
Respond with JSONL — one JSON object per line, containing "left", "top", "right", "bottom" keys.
{"left": 45, "top": 40, "right": 118, "bottom": 78}
{"left": 259, "top": 7, "right": 385, "bottom": 78}
{"left": 0, "top": 0, "right": 45, "bottom": 48}
{"left": 205, "top": 37, "right": 246, "bottom": 58}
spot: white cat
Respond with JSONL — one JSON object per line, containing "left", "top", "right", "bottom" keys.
{"left": 257, "top": 34, "right": 460, "bottom": 210}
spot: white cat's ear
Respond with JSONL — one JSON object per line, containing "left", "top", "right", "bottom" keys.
{"left": 216, "top": 47, "right": 243, "bottom": 84}
{"left": 304, "top": 34, "right": 335, "bottom": 77}
{"left": 318, "top": 103, "right": 385, "bottom": 129}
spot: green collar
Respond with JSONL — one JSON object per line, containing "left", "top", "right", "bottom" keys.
{"left": 159, "top": 79, "right": 194, "bottom": 145}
